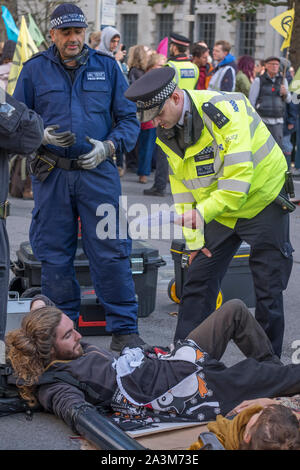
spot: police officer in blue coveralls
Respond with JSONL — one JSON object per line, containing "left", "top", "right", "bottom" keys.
{"left": 13, "top": 3, "right": 144, "bottom": 352}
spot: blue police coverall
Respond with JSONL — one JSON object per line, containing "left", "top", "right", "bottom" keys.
{"left": 13, "top": 45, "right": 141, "bottom": 333}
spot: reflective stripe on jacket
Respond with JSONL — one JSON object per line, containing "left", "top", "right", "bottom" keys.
{"left": 156, "top": 90, "right": 287, "bottom": 250}
{"left": 167, "top": 60, "right": 199, "bottom": 90}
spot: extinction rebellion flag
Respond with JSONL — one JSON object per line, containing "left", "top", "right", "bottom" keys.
{"left": 269, "top": 8, "right": 295, "bottom": 51}
{"left": 6, "top": 16, "right": 38, "bottom": 95}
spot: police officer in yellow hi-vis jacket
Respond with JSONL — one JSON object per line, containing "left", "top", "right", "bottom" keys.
{"left": 166, "top": 33, "right": 199, "bottom": 90}
{"left": 125, "top": 67, "right": 294, "bottom": 358}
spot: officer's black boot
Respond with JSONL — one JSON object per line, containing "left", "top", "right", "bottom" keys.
{"left": 143, "top": 186, "right": 166, "bottom": 197}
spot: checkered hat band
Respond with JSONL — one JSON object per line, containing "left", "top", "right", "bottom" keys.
{"left": 50, "top": 13, "right": 87, "bottom": 28}
{"left": 140, "top": 80, "right": 176, "bottom": 110}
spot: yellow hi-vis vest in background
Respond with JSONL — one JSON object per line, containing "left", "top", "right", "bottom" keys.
{"left": 156, "top": 90, "right": 287, "bottom": 250}
{"left": 166, "top": 60, "right": 199, "bottom": 90}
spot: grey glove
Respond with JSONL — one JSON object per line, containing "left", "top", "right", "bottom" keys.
{"left": 42, "top": 125, "right": 76, "bottom": 148}
{"left": 77, "top": 137, "right": 113, "bottom": 170}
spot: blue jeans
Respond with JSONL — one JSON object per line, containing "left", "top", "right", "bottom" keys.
{"left": 137, "top": 128, "right": 157, "bottom": 176}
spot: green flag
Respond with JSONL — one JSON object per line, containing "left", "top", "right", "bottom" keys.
{"left": 27, "top": 14, "right": 45, "bottom": 47}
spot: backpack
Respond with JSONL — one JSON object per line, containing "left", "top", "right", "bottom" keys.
{"left": 0, "top": 364, "right": 102, "bottom": 419}
{"left": 0, "top": 363, "right": 38, "bottom": 418}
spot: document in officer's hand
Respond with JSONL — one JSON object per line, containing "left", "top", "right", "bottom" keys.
{"left": 135, "top": 210, "right": 181, "bottom": 228}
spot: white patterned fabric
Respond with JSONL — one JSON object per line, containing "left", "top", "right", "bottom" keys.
{"left": 50, "top": 13, "right": 87, "bottom": 29}
{"left": 137, "top": 80, "right": 177, "bottom": 111}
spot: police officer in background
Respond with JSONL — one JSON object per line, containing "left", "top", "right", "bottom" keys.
{"left": 13, "top": 3, "right": 143, "bottom": 352}
{"left": 144, "top": 33, "right": 199, "bottom": 198}
{"left": 166, "top": 33, "right": 199, "bottom": 90}
{"left": 0, "top": 86, "right": 44, "bottom": 362}
{"left": 125, "top": 67, "right": 294, "bottom": 358}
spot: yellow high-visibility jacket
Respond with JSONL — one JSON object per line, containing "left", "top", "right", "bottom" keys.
{"left": 156, "top": 90, "right": 287, "bottom": 250}
{"left": 166, "top": 59, "right": 199, "bottom": 90}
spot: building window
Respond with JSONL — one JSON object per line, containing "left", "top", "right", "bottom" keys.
{"left": 197, "top": 14, "right": 216, "bottom": 52}
{"left": 157, "top": 14, "right": 174, "bottom": 43}
{"left": 237, "top": 13, "right": 256, "bottom": 56}
{"left": 122, "top": 14, "right": 138, "bottom": 50}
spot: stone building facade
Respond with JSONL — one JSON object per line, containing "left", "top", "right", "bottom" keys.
{"left": 1, "top": 1, "right": 286, "bottom": 61}
{"left": 82, "top": 0, "right": 286, "bottom": 61}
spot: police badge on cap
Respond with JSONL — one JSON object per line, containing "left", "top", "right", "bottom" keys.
{"left": 125, "top": 67, "right": 176, "bottom": 122}
{"left": 50, "top": 3, "right": 88, "bottom": 29}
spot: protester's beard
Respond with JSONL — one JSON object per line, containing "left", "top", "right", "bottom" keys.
{"left": 54, "top": 341, "right": 84, "bottom": 361}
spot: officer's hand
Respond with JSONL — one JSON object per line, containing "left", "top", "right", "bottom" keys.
{"left": 189, "top": 248, "right": 212, "bottom": 265}
{"left": 77, "top": 137, "right": 111, "bottom": 170}
{"left": 174, "top": 209, "right": 201, "bottom": 230}
{"left": 189, "top": 250, "right": 199, "bottom": 265}
{"left": 43, "top": 125, "right": 76, "bottom": 147}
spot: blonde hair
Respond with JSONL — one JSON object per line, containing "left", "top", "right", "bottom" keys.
{"left": 146, "top": 53, "right": 167, "bottom": 71}
{"left": 88, "top": 31, "right": 101, "bottom": 43}
{"left": 5, "top": 306, "right": 62, "bottom": 406}
{"left": 127, "top": 44, "right": 149, "bottom": 72}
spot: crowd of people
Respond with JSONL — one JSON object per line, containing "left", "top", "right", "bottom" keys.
{"left": 75, "top": 28, "right": 300, "bottom": 191}
{"left": 0, "top": 1, "right": 300, "bottom": 451}
{"left": 1, "top": 20, "right": 300, "bottom": 193}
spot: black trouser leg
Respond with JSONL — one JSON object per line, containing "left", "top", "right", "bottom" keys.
{"left": 187, "top": 298, "right": 279, "bottom": 363}
{"left": 176, "top": 201, "right": 293, "bottom": 358}
{"left": 236, "top": 201, "right": 293, "bottom": 357}
{"left": 265, "top": 123, "right": 283, "bottom": 150}
{"left": 0, "top": 220, "right": 9, "bottom": 340}
{"left": 154, "top": 146, "right": 169, "bottom": 191}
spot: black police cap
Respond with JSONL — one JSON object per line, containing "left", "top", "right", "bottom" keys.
{"left": 50, "top": 3, "right": 88, "bottom": 29}
{"left": 170, "top": 32, "right": 191, "bottom": 47}
{"left": 125, "top": 67, "right": 176, "bottom": 122}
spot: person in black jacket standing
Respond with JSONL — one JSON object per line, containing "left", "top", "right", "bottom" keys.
{"left": 0, "top": 86, "right": 44, "bottom": 362}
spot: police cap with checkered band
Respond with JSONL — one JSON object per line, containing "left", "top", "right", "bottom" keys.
{"left": 50, "top": 3, "right": 88, "bottom": 30}
{"left": 125, "top": 67, "right": 176, "bottom": 122}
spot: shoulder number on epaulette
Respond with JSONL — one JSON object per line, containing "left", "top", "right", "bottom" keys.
{"left": 202, "top": 102, "right": 230, "bottom": 129}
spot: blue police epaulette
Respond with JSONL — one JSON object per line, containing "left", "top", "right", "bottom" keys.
{"left": 202, "top": 102, "right": 230, "bottom": 129}
{"left": 24, "top": 51, "right": 44, "bottom": 64}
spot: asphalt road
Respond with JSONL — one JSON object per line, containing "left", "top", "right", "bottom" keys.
{"left": 1, "top": 169, "right": 300, "bottom": 450}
